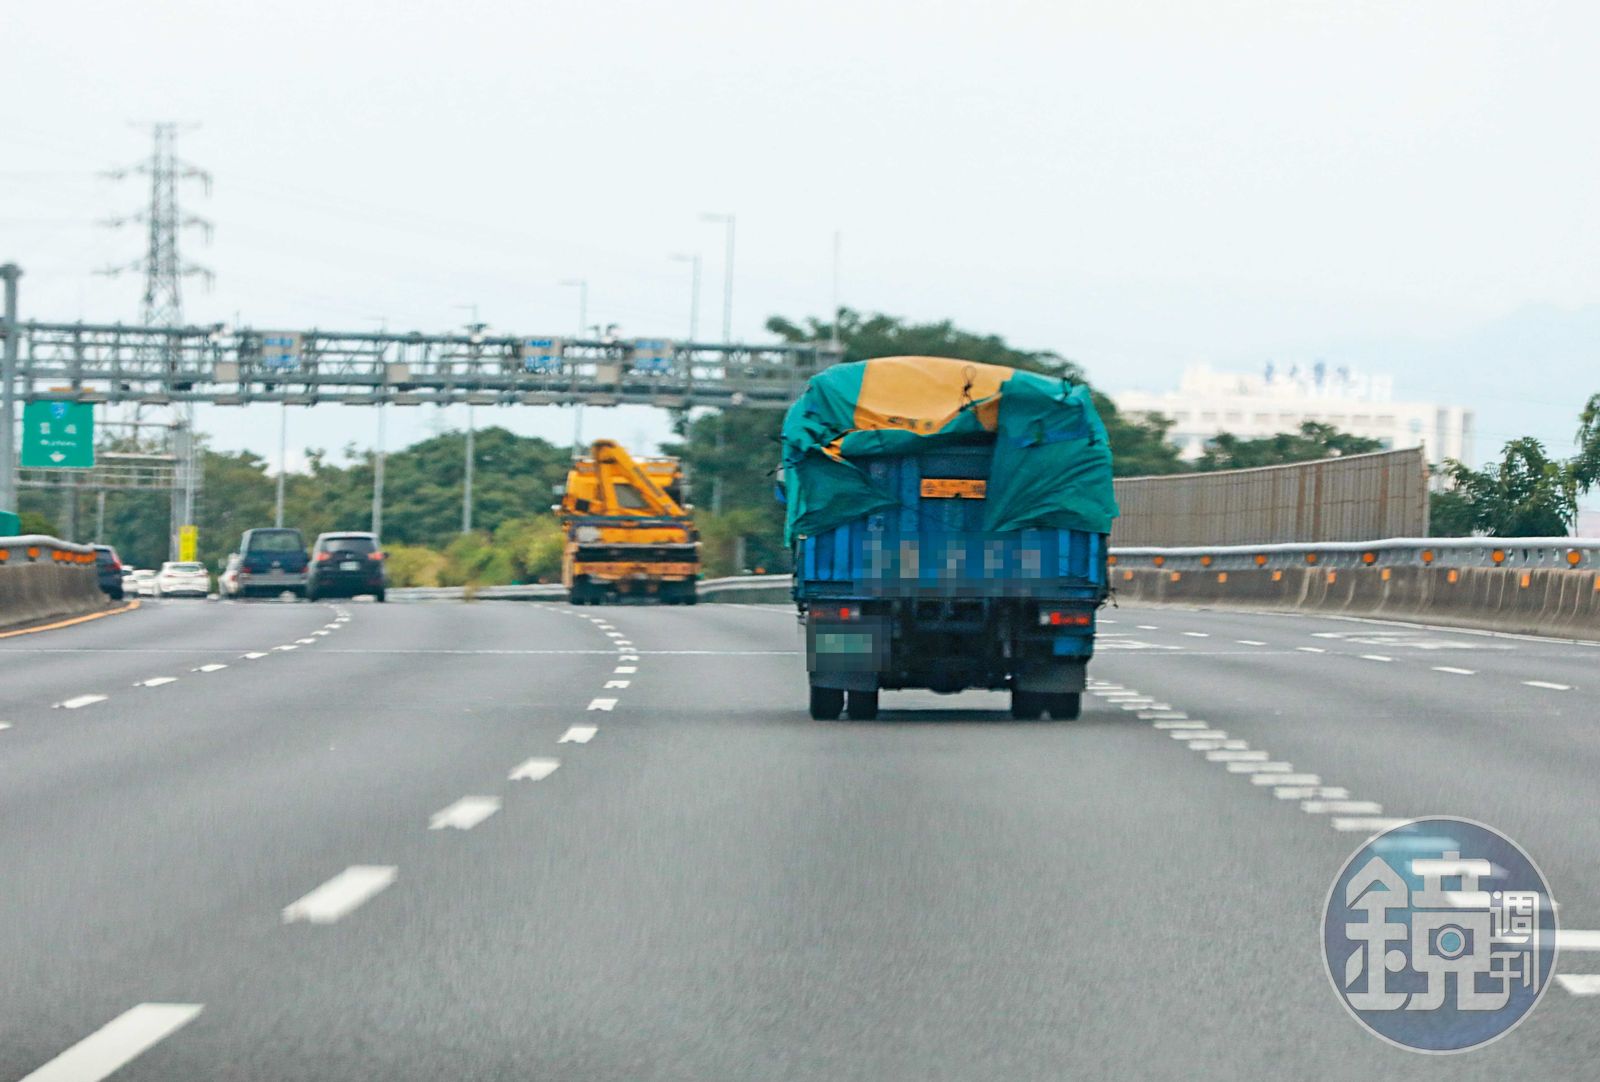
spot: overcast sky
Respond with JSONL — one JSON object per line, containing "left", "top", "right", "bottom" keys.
{"left": 5, "top": 0, "right": 1598, "bottom": 516}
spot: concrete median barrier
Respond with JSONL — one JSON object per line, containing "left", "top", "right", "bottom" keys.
{"left": 0, "top": 536, "right": 114, "bottom": 632}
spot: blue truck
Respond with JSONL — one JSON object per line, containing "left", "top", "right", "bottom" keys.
{"left": 781, "top": 356, "right": 1116, "bottom": 721}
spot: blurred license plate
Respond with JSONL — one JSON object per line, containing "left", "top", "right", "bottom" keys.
{"left": 340, "top": 560, "right": 360, "bottom": 571}
{"left": 920, "top": 478, "right": 986, "bottom": 499}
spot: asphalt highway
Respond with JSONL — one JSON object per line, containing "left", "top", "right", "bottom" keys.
{"left": 0, "top": 597, "right": 1595, "bottom": 1080}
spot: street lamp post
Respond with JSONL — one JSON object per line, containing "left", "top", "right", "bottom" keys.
{"left": 560, "top": 279, "right": 589, "bottom": 458}
{"left": 699, "top": 214, "right": 736, "bottom": 513}
{"left": 669, "top": 253, "right": 700, "bottom": 342}
{"left": 0, "top": 264, "right": 21, "bottom": 515}
{"left": 454, "top": 305, "right": 485, "bottom": 535}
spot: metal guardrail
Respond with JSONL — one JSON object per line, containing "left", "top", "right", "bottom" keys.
{"left": 1108, "top": 537, "right": 1600, "bottom": 572}
{"left": 387, "top": 584, "right": 564, "bottom": 601}
{"left": 0, "top": 534, "right": 98, "bottom": 562}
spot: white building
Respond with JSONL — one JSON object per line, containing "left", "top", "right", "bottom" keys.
{"left": 1113, "top": 363, "right": 1475, "bottom": 465}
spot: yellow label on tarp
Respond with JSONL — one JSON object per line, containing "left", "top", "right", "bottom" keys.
{"left": 920, "top": 478, "right": 987, "bottom": 499}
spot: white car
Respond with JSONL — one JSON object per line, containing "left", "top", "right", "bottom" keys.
{"left": 129, "top": 569, "right": 158, "bottom": 597}
{"left": 154, "top": 561, "right": 210, "bottom": 598}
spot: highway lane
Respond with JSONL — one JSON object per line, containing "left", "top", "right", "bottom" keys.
{"left": 0, "top": 599, "right": 1594, "bottom": 1079}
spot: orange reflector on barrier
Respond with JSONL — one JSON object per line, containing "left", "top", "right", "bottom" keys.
{"left": 26, "top": 547, "right": 39, "bottom": 559}
{"left": 1362, "top": 552, "right": 1376, "bottom": 564}
{"left": 1170, "top": 571, "right": 1181, "bottom": 582}
{"left": 1272, "top": 570, "right": 1283, "bottom": 582}
{"left": 1217, "top": 572, "right": 1227, "bottom": 583}
{"left": 1381, "top": 568, "right": 1391, "bottom": 581}
{"left": 1200, "top": 555, "right": 1213, "bottom": 567}
{"left": 1448, "top": 569, "right": 1460, "bottom": 584}
{"left": 1492, "top": 549, "right": 1506, "bottom": 565}
{"left": 1327, "top": 571, "right": 1337, "bottom": 584}
{"left": 1568, "top": 550, "right": 1583, "bottom": 566}
{"left": 1305, "top": 553, "right": 1319, "bottom": 565}
{"left": 1254, "top": 554, "right": 1268, "bottom": 566}
{"left": 1107, "top": 554, "right": 1118, "bottom": 566}
{"left": 1153, "top": 555, "right": 1165, "bottom": 567}
{"left": 1123, "top": 570, "right": 1134, "bottom": 581}
{"left": 1520, "top": 573, "right": 1531, "bottom": 588}
{"left": 1421, "top": 549, "right": 1435, "bottom": 564}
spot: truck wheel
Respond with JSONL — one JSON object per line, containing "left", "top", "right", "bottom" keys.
{"left": 845, "top": 690, "right": 879, "bottom": 721}
{"left": 1010, "top": 690, "right": 1044, "bottom": 720}
{"left": 809, "top": 685, "right": 844, "bottom": 720}
{"left": 1043, "top": 692, "right": 1082, "bottom": 721}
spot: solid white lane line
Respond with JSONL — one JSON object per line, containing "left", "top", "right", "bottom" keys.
{"left": 1297, "top": 646, "right": 1327, "bottom": 653}
{"left": 1332, "top": 817, "right": 1408, "bottom": 832}
{"left": 614, "top": 665, "right": 637, "bottom": 674}
{"left": 1432, "top": 666, "right": 1476, "bottom": 675}
{"left": 19, "top": 1003, "right": 204, "bottom": 1082}
{"left": 558, "top": 725, "right": 598, "bottom": 744}
{"left": 282, "top": 866, "right": 397, "bottom": 924}
{"left": 135, "top": 677, "right": 178, "bottom": 687}
{"left": 1236, "top": 640, "right": 1267, "bottom": 646}
{"left": 509, "top": 758, "right": 561, "bottom": 782}
{"left": 1302, "top": 799, "right": 1384, "bottom": 815}
{"left": 55, "top": 694, "right": 108, "bottom": 710}
{"left": 192, "top": 663, "right": 227, "bottom": 673}
{"left": 1170, "top": 730, "right": 1227, "bottom": 740}
{"left": 1206, "top": 750, "right": 1267, "bottom": 762}
{"left": 1154, "top": 720, "right": 1208, "bottom": 729}
{"left": 1523, "top": 680, "right": 1573, "bottom": 691}
{"left": 429, "top": 796, "right": 501, "bottom": 830}
{"left": 587, "top": 698, "right": 617, "bottom": 711}
{"left": 1557, "top": 975, "right": 1600, "bottom": 995}
{"left": 1360, "top": 654, "right": 1393, "bottom": 663}
{"left": 1559, "top": 930, "right": 1600, "bottom": 951}
{"left": 1251, "top": 773, "right": 1320, "bottom": 786}
{"left": 604, "top": 679, "right": 630, "bottom": 689}
{"left": 1226, "top": 761, "right": 1293, "bottom": 773}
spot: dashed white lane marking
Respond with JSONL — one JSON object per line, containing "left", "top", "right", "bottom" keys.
{"left": 509, "top": 758, "right": 561, "bottom": 782}
{"left": 558, "top": 725, "right": 597, "bottom": 744}
{"left": 1154, "top": 720, "right": 1208, "bottom": 730}
{"left": 1181, "top": 632, "right": 1210, "bottom": 638}
{"left": 1360, "top": 654, "right": 1393, "bottom": 663}
{"left": 1332, "top": 817, "right": 1409, "bottom": 832}
{"left": 274, "top": 644, "right": 297, "bottom": 651}
{"left": 603, "top": 679, "right": 631, "bottom": 689}
{"left": 1236, "top": 640, "right": 1268, "bottom": 646}
{"left": 192, "top": 663, "right": 227, "bottom": 673}
{"left": 0, "top": 722, "right": 11, "bottom": 731}
{"left": 614, "top": 665, "right": 637, "bottom": 674}
{"left": 587, "top": 698, "right": 617, "bottom": 711}
{"left": 619, "top": 654, "right": 639, "bottom": 662}
{"left": 54, "top": 694, "right": 108, "bottom": 710}
{"left": 1557, "top": 975, "right": 1600, "bottom": 995}
{"left": 1297, "top": 646, "right": 1327, "bottom": 654}
{"left": 1189, "top": 739, "right": 1247, "bottom": 751}
{"left": 18, "top": 1002, "right": 204, "bottom": 1082}
{"left": 1137, "top": 710, "right": 1189, "bottom": 720}
{"left": 605, "top": 631, "right": 624, "bottom": 638}
{"left": 295, "top": 638, "right": 316, "bottom": 645}
{"left": 1432, "top": 666, "right": 1476, "bottom": 676}
{"left": 1206, "top": 749, "right": 1266, "bottom": 762}
{"left": 282, "top": 865, "right": 397, "bottom": 924}
{"left": 1226, "top": 761, "right": 1293, "bottom": 773}
{"left": 614, "top": 641, "right": 633, "bottom": 648}
{"left": 1302, "top": 799, "right": 1384, "bottom": 815}
{"left": 135, "top": 677, "right": 177, "bottom": 687}
{"left": 1170, "top": 729, "right": 1227, "bottom": 740}
{"left": 312, "top": 630, "right": 330, "bottom": 637}
{"left": 1559, "top": 930, "right": 1600, "bottom": 950}
{"left": 1523, "top": 680, "right": 1573, "bottom": 691}
{"left": 1276, "top": 786, "right": 1352, "bottom": 800}
{"left": 1251, "top": 773, "right": 1320, "bottom": 786}
{"left": 429, "top": 796, "right": 502, "bottom": 830}
{"left": 323, "top": 624, "right": 339, "bottom": 630}
{"left": 1137, "top": 625, "right": 1159, "bottom": 630}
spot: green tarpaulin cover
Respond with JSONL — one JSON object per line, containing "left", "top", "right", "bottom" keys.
{"left": 781, "top": 355, "right": 1118, "bottom": 542}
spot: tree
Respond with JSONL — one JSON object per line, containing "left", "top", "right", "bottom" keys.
{"left": 1194, "top": 421, "right": 1385, "bottom": 472}
{"left": 1440, "top": 438, "right": 1578, "bottom": 537}
{"left": 1575, "top": 392, "right": 1600, "bottom": 493}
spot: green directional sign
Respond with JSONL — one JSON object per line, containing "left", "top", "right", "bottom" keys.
{"left": 21, "top": 400, "right": 95, "bottom": 469}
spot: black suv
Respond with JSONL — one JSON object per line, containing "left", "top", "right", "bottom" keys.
{"left": 92, "top": 545, "right": 125, "bottom": 600}
{"left": 307, "top": 532, "right": 386, "bottom": 601}
{"left": 226, "top": 527, "right": 310, "bottom": 598}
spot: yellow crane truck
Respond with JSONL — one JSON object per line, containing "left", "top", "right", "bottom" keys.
{"left": 558, "top": 440, "right": 700, "bottom": 605}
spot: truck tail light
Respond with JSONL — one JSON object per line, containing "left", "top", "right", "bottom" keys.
{"left": 1040, "top": 610, "right": 1092, "bottom": 627}
{"left": 812, "top": 604, "right": 859, "bottom": 621}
